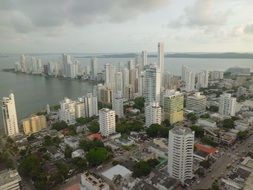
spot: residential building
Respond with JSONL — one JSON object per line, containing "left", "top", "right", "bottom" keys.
{"left": 168, "top": 126, "right": 194, "bottom": 184}
{"left": 158, "top": 42, "right": 164, "bottom": 89}
{"left": 0, "top": 169, "right": 21, "bottom": 190}
{"left": 22, "top": 115, "right": 47, "bottom": 135}
{"left": 2, "top": 93, "right": 19, "bottom": 136}
{"left": 163, "top": 90, "right": 184, "bottom": 124}
{"left": 145, "top": 102, "right": 162, "bottom": 127}
{"left": 144, "top": 65, "right": 161, "bottom": 103}
{"left": 209, "top": 71, "right": 223, "bottom": 81}
{"left": 75, "top": 101, "right": 85, "bottom": 118}
{"left": 219, "top": 93, "right": 237, "bottom": 116}
{"left": 59, "top": 97, "right": 76, "bottom": 124}
{"left": 182, "top": 65, "right": 195, "bottom": 92}
{"left": 99, "top": 108, "right": 116, "bottom": 137}
{"left": 196, "top": 70, "right": 209, "bottom": 89}
{"left": 186, "top": 92, "right": 207, "bottom": 114}
{"left": 112, "top": 96, "right": 124, "bottom": 118}
{"left": 84, "top": 93, "right": 98, "bottom": 117}
{"left": 80, "top": 172, "right": 109, "bottom": 190}
{"left": 90, "top": 57, "right": 97, "bottom": 80}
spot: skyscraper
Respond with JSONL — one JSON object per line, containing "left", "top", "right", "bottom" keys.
{"left": 2, "top": 93, "right": 19, "bottom": 136}
{"left": 196, "top": 70, "right": 209, "bottom": 89}
{"left": 145, "top": 102, "right": 162, "bottom": 127}
{"left": 115, "top": 71, "right": 123, "bottom": 96}
{"left": 219, "top": 93, "right": 236, "bottom": 116}
{"left": 144, "top": 65, "right": 161, "bottom": 103}
{"left": 84, "top": 93, "right": 98, "bottom": 118}
{"left": 158, "top": 42, "right": 164, "bottom": 89}
{"left": 162, "top": 90, "right": 184, "bottom": 124}
{"left": 139, "top": 50, "right": 147, "bottom": 72}
{"left": 186, "top": 92, "right": 207, "bottom": 115}
{"left": 112, "top": 96, "right": 124, "bottom": 118}
{"left": 90, "top": 57, "right": 97, "bottom": 80}
{"left": 168, "top": 126, "right": 194, "bottom": 184}
{"left": 183, "top": 66, "right": 195, "bottom": 92}
{"left": 99, "top": 108, "right": 116, "bottom": 137}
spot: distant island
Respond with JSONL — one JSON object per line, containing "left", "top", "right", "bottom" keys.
{"left": 76, "top": 52, "right": 253, "bottom": 59}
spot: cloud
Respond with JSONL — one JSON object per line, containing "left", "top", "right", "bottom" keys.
{"left": 244, "top": 24, "right": 253, "bottom": 34}
{"left": 169, "top": 0, "right": 229, "bottom": 28}
{"left": 0, "top": 0, "right": 168, "bottom": 34}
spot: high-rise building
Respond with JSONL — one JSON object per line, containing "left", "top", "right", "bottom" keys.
{"left": 99, "top": 108, "right": 116, "bottom": 137}
{"left": 219, "top": 93, "right": 236, "bottom": 116}
{"left": 138, "top": 71, "right": 145, "bottom": 96}
{"left": 90, "top": 57, "right": 98, "bottom": 80}
{"left": 163, "top": 90, "right": 184, "bottom": 124}
{"left": 2, "top": 93, "right": 19, "bottom": 136}
{"left": 22, "top": 115, "right": 47, "bottom": 135}
{"left": 183, "top": 66, "right": 195, "bottom": 92}
{"left": 20, "top": 54, "right": 26, "bottom": 72}
{"left": 127, "top": 60, "right": 135, "bottom": 70}
{"left": 158, "top": 42, "right": 164, "bottom": 89}
{"left": 196, "top": 70, "right": 209, "bottom": 89}
{"left": 105, "top": 63, "right": 116, "bottom": 89}
{"left": 168, "top": 126, "right": 194, "bottom": 184}
{"left": 0, "top": 169, "right": 21, "bottom": 190}
{"left": 144, "top": 65, "right": 161, "bottom": 103}
{"left": 140, "top": 50, "right": 147, "bottom": 72}
{"left": 115, "top": 72, "right": 123, "bottom": 96}
{"left": 59, "top": 97, "right": 76, "bottom": 125}
{"left": 75, "top": 101, "right": 85, "bottom": 118}
{"left": 112, "top": 96, "right": 124, "bottom": 118}
{"left": 186, "top": 92, "right": 207, "bottom": 114}
{"left": 84, "top": 93, "right": 98, "bottom": 117}
{"left": 145, "top": 102, "right": 162, "bottom": 127}
{"left": 209, "top": 71, "right": 223, "bottom": 81}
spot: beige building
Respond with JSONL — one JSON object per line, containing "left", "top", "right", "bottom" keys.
{"left": 163, "top": 90, "right": 184, "bottom": 124}
{"left": 22, "top": 115, "right": 47, "bottom": 135}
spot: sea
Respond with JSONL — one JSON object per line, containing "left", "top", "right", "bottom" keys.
{"left": 0, "top": 54, "right": 253, "bottom": 131}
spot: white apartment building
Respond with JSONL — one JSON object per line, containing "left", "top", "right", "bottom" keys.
{"left": 0, "top": 169, "right": 21, "bottom": 190}
{"left": 2, "top": 93, "right": 19, "bottom": 136}
{"left": 145, "top": 102, "right": 162, "bottom": 127}
{"left": 75, "top": 101, "right": 85, "bottom": 118}
{"left": 168, "top": 126, "right": 195, "bottom": 184}
{"left": 182, "top": 65, "right": 195, "bottom": 92}
{"left": 196, "top": 70, "right": 209, "bottom": 89}
{"left": 59, "top": 97, "right": 76, "bottom": 124}
{"left": 90, "top": 57, "right": 98, "bottom": 80}
{"left": 99, "top": 108, "right": 116, "bottom": 137}
{"left": 80, "top": 172, "right": 109, "bottom": 190}
{"left": 186, "top": 92, "right": 207, "bottom": 114}
{"left": 84, "top": 93, "right": 98, "bottom": 118}
{"left": 144, "top": 65, "right": 161, "bottom": 103}
{"left": 112, "top": 97, "right": 124, "bottom": 118}
{"left": 209, "top": 71, "right": 223, "bottom": 81}
{"left": 158, "top": 42, "right": 164, "bottom": 89}
{"left": 219, "top": 93, "right": 237, "bottom": 116}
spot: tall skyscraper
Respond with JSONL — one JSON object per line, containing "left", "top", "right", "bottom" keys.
{"left": 183, "top": 66, "right": 195, "bottom": 92}
{"left": 196, "top": 70, "right": 209, "bottom": 89}
{"left": 90, "top": 57, "right": 97, "bottom": 80}
{"left": 168, "top": 126, "right": 194, "bottom": 184}
{"left": 84, "top": 93, "right": 98, "bottom": 118}
{"left": 2, "top": 93, "right": 19, "bottom": 136}
{"left": 112, "top": 96, "right": 124, "bottom": 118}
{"left": 145, "top": 102, "right": 162, "bottom": 127}
{"left": 158, "top": 42, "right": 164, "bottom": 88}
{"left": 59, "top": 97, "right": 76, "bottom": 125}
{"left": 162, "top": 90, "right": 184, "bottom": 124}
{"left": 139, "top": 50, "right": 147, "bottom": 72}
{"left": 219, "top": 93, "right": 236, "bottom": 116}
{"left": 105, "top": 63, "right": 116, "bottom": 89}
{"left": 115, "top": 72, "right": 123, "bottom": 96}
{"left": 144, "top": 65, "right": 161, "bottom": 103}
{"left": 99, "top": 108, "right": 116, "bottom": 137}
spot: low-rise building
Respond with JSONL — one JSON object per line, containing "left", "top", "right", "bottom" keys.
{"left": 64, "top": 136, "right": 79, "bottom": 150}
{"left": 72, "top": 149, "right": 85, "bottom": 159}
{"left": 22, "top": 115, "right": 47, "bottom": 135}
{"left": 80, "top": 172, "right": 109, "bottom": 190}
{"left": 0, "top": 169, "right": 21, "bottom": 190}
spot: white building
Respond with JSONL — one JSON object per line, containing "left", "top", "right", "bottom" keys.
{"left": 75, "top": 101, "right": 85, "bottom": 118}
{"left": 84, "top": 93, "right": 98, "bottom": 118}
{"left": 145, "top": 102, "right": 162, "bottom": 127}
{"left": 219, "top": 93, "right": 237, "bottom": 116}
{"left": 209, "top": 71, "right": 223, "bottom": 81}
{"left": 140, "top": 50, "right": 147, "bottom": 72}
{"left": 158, "top": 42, "right": 164, "bottom": 89}
{"left": 0, "top": 169, "right": 21, "bottom": 190}
{"left": 115, "top": 71, "right": 123, "bottom": 96}
{"left": 90, "top": 57, "right": 98, "bottom": 80}
{"left": 105, "top": 63, "right": 116, "bottom": 89}
{"left": 112, "top": 97, "right": 124, "bottom": 118}
{"left": 196, "top": 70, "right": 209, "bottom": 89}
{"left": 186, "top": 92, "right": 207, "bottom": 114}
{"left": 182, "top": 65, "right": 195, "bottom": 92}
{"left": 168, "top": 126, "right": 194, "bottom": 184}
{"left": 99, "top": 108, "right": 116, "bottom": 137}
{"left": 80, "top": 172, "right": 109, "bottom": 190}
{"left": 2, "top": 93, "right": 19, "bottom": 137}
{"left": 59, "top": 97, "right": 76, "bottom": 124}
{"left": 144, "top": 65, "right": 161, "bottom": 103}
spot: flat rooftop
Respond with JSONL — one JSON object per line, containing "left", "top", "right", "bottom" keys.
{"left": 102, "top": 164, "right": 132, "bottom": 180}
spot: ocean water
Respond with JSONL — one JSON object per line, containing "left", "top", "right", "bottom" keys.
{"left": 0, "top": 54, "right": 253, "bottom": 130}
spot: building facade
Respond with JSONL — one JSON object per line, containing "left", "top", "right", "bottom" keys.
{"left": 145, "top": 102, "right": 162, "bottom": 127}
{"left": 99, "top": 108, "right": 116, "bottom": 137}
{"left": 219, "top": 93, "right": 236, "bottom": 116}
{"left": 186, "top": 92, "right": 207, "bottom": 114}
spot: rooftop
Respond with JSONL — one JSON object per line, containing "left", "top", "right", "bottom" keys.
{"left": 0, "top": 169, "right": 21, "bottom": 187}
{"left": 170, "top": 126, "right": 193, "bottom": 135}
{"left": 102, "top": 164, "right": 132, "bottom": 181}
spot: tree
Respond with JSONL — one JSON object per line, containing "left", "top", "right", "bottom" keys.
{"left": 88, "top": 121, "right": 99, "bottom": 133}
{"left": 211, "top": 180, "right": 219, "bottom": 190}
{"left": 52, "top": 121, "right": 68, "bottom": 131}
{"left": 56, "top": 162, "right": 69, "bottom": 179}
{"left": 146, "top": 124, "right": 169, "bottom": 138}
{"left": 201, "top": 137, "right": 218, "bottom": 147}
{"left": 133, "top": 97, "right": 145, "bottom": 111}
{"left": 43, "top": 135, "right": 52, "bottom": 146}
{"left": 187, "top": 113, "right": 198, "bottom": 123}
{"left": 64, "top": 145, "right": 73, "bottom": 158}
{"left": 200, "top": 160, "right": 211, "bottom": 169}
{"left": 191, "top": 125, "right": 204, "bottom": 138}
{"left": 200, "top": 113, "right": 210, "bottom": 119}
{"left": 86, "top": 147, "right": 109, "bottom": 166}
{"left": 72, "top": 157, "right": 87, "bottom": 170}
{"left": 79, "top": 140, "right": 104, "bottom": 152}
{"left": 132, "top": 161, "right": 151, "bottom": 177}
{"left": 222, "top": 118, "right": 234, "bottom": 129}
{"left": 27, "top": 134, "right": 36, "bottom": 142}
{"left": 237, "top": 130, "right": 248, "bottom": 140}
{"left": 76, "top": 117, "right": 92, "bottom": 125}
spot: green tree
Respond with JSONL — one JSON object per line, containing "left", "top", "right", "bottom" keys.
{"left": 132, "top": 161, "right": 151, "bottom": 177}
{"left": 187, "top": 113, "right": 198, "bottom": 123}
{"left": 222, "top": 118, "right": 234, "bottom": 129}
{"left": 146, "top": 124, "right": 169, "bottom": 138}
{"left": 86, "top": 147, "right": 109, "bottom": 166}
{"left": 208, "top": 106, "right": 219, "bottom": 112}
{"left": 133, "top": 97, "right": 145, "bottom": 111}
{"left": 88, "top": 121, "right": 99, "bottom": 133}
{"left": 56, "top": 162, "right": 69, "bottom": 179}
{"left": 72, "top": 157, "right": 87, "bottom": 170}
{"left": 52, "top": 121, "right": 68, "bottom": 131}
{"left": 200, "top": 113, "right": 210, "bottom": 119}
{"left": 237, "top": 130, "right": 248, "bottom": 140}
{"left": 64, "top": 145, "right": 73, "bottom": 158}
{"left": 79, "top": 140, "right": 104, "bottom": 152}
{"left": 191, "top": 125, "right": 204, "bottom": 138}
{"left": 43, "top": 135, "right": 52, "bottom": 146}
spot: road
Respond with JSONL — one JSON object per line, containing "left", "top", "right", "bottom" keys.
{"left": 190, "top": 134, "right": 253, "bottom": 189}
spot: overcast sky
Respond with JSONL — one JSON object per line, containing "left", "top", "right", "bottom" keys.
{"left": 0, "top": 0, "right": 253, "bottom": 53}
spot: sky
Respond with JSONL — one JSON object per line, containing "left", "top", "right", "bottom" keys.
{"left": 0, "top": 0, "right": 253, "bottom": 54}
